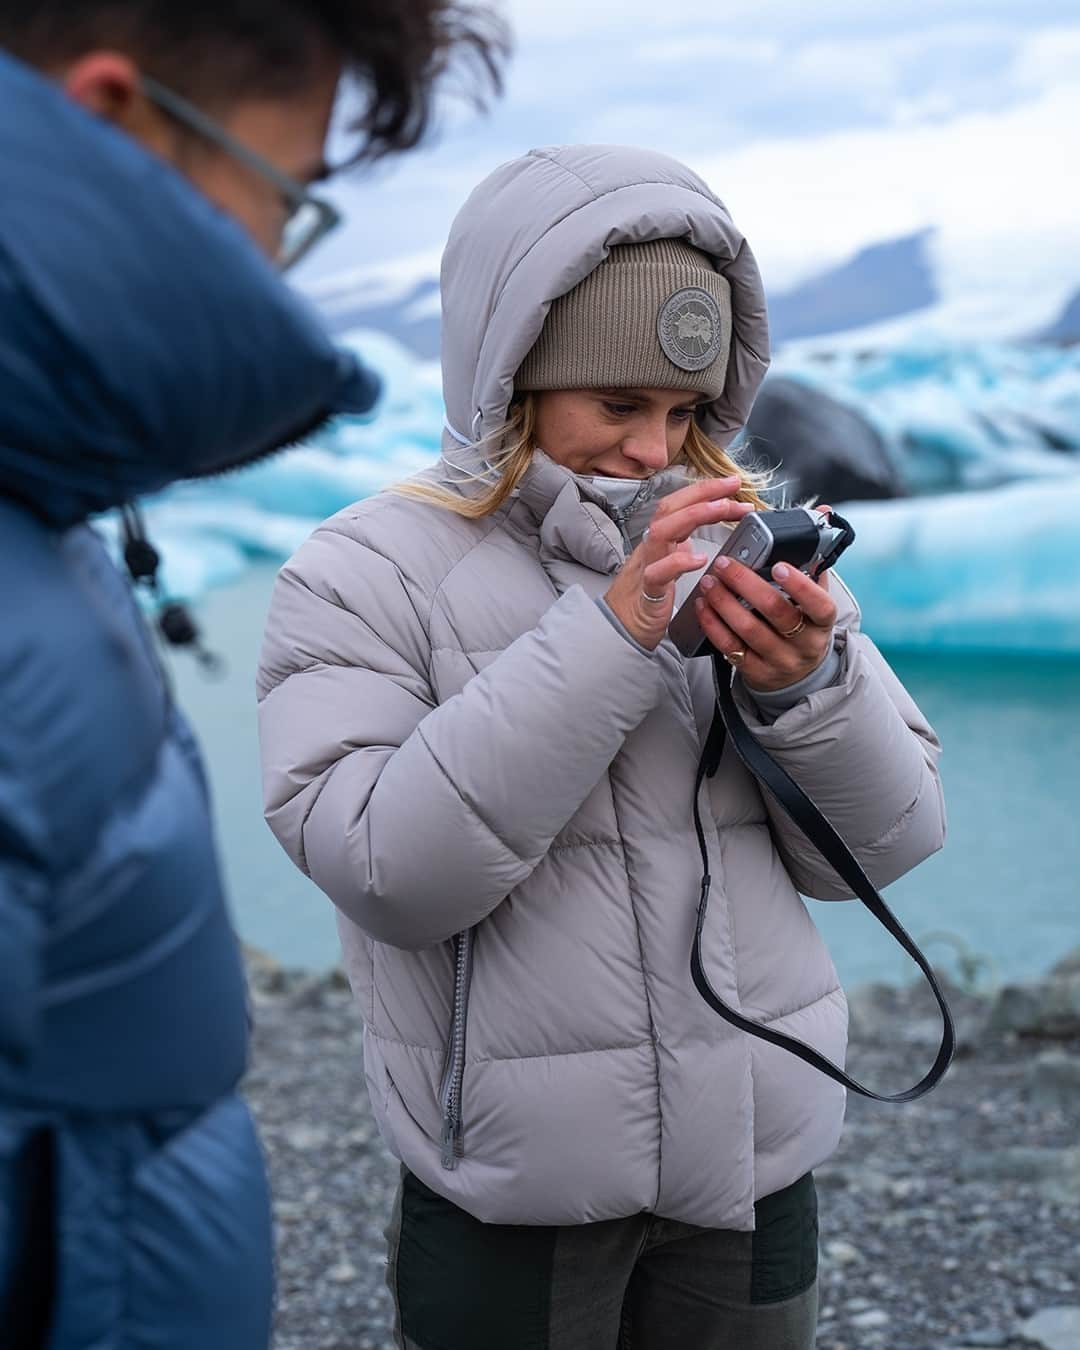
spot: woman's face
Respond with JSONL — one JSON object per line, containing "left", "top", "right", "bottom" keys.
{"left": 532, "top": 388, "right": 704, "bottom": 479}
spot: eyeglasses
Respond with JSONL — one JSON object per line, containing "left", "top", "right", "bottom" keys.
{"left": 141, "top": 76, "right": 342, "bottom": 271}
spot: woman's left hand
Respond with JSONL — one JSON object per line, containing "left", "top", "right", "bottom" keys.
{"left": 695, "top": 557, "right": 838, "bottom": 693}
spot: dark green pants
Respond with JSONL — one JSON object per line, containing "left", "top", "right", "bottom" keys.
{"left": 386, "top": 1171, "right": 819, "bottom": 1350}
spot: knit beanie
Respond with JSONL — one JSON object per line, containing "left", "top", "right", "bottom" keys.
{"left": 515, "top": 239, "right": 732, "bottom": 400}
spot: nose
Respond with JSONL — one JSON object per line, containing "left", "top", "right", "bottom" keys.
{"left": 621, "top": 416, "right": 671, "bottom": 473}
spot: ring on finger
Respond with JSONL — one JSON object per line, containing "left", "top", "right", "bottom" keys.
{"left": 641, "top": 589, "right": 667, "bottom": 604}
{"left": 780, "top": 614, "right": 806, "bottom": 639}
{"left": 723, "top": 648, "right": 746, "bottom": 667}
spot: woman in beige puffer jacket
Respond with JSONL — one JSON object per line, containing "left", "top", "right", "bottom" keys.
{"left": 257, "top": 145, "right": 945, "bottom": 1350}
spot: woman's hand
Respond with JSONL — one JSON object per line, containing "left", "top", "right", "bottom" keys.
{"left": 695, "top": 554, "right": 838, "bottom": 693}
{"left": 605, "top": 477, "right": 754, "bottom": 651}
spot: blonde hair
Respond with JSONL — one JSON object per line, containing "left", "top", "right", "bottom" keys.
{"left": 393, "top": 394, "right": 771, "bottom": 517}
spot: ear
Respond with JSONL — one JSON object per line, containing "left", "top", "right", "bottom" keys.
{"left": 62, "top": 52, "right": 142, "bottom": 123}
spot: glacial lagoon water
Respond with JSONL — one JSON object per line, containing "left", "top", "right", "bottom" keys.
{"left": 174, "top": 563, "right": 1080, "bottom": 992}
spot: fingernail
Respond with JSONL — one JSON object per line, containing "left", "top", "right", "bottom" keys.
{"left": 700, "top": 575, "right": 716, "bottom": 591}
{"left": 692, "top": 553, "right": 709, "bottom": 566}
{"left": 773, "top": 563, "right": 789, "bottom": 580}
{"left": 713, "top": 556, "right": 731, "bottom": 571}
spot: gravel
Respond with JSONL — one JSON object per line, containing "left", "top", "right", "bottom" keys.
{"left": 243, "top": 953, "right": 1080, "bottom": 1350}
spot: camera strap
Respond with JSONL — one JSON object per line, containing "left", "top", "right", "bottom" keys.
{"left": 691, "top": 650, "right": 955, "bottom": 1102}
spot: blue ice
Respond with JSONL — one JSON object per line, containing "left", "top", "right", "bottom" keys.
{"left": 839, "top": 479, "right": 1080, "bottom": 654}
{"left": 99, "top": 329, "right": 1079, "bottom": 654}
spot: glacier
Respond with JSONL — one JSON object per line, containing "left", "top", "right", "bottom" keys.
{"left": 110, "top": 328, "right": 1080, "bottom": 655}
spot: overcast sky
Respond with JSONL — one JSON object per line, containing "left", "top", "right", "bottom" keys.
{"left": 297, "top": 0, "right": 1079, "bottom": 323}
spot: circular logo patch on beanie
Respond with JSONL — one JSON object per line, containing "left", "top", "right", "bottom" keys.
{"left": 657, "top": 287, "right": 724, "bottom": 372}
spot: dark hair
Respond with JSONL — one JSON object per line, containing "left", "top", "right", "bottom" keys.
{"left": 0, "top": 1, "right": 508, "bottom": 160}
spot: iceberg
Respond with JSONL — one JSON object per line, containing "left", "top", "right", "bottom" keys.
{"left": 102, "top": 326, "right": 1080, "bottom": 654}
{"left": 838, "top": 479, "right": 1080, "bottom": 655}
{"left": 105, "top": 329, "right": 443, "bottom": 597}
{"left": 771, "top": 339, "right": 1080, "bottom": 495}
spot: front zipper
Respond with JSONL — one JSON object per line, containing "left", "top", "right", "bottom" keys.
{"left": 579, "top": 474, "right": 654, "bottom": 560}
{"left": 610, "top": 483, "right": 656, "bottom": 557}
{"left": 610, "top": 501, "right": 643, "bottom": 557}
{"left": 438, "top": 928, "right": 474, "bottom": 1170}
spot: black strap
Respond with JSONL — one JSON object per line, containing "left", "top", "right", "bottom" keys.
{"left": 691, "top": 651, "right": 955, "bottom": 1102}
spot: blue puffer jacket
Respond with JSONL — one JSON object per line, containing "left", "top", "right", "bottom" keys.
{"left": 0, "top": 51, "right": 378, "bottom": 1347}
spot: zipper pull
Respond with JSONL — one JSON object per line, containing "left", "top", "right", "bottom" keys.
{"left": 440, "top": 1115, "right": 463, "bottom": 1171}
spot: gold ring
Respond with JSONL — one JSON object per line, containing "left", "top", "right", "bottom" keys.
{"left": 723, "top": 649, "right": 746, "bottom": 667}
{"left": 641, "top": 589, "right": 667, "bottom": 604}
{"left": 780, "top": 615, "right": 806, "bottom": 638}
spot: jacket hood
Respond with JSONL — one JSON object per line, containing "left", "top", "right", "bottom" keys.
{"left": 439, "top": 144, "right": 770, "bottom": 456}
{"left": 0, "top": 50, "right": 380, "bottom": 528}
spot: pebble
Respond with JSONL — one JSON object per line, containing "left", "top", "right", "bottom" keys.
{"left": 1029, "top": 1051, "right": 1080, "bottom": 1113}
{"left": 850, "top": 1308, "right": 890, "bottom": 1329}
{"left": 1020, "top": 1306, "right": 1080, "bottom": 1350}
{"left": 988, "top": 973, "right": 1080, "bottom": 1039}
{"left": 242, "top": 952, "right": 1080, "bottom": 1350}
{"left": 283, "top": 1123, "right": 331, "bottom": 1152}
{"left": 327, "top": 1260, "right": 360, "bottom": 1284}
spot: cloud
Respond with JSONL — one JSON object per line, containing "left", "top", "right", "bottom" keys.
{"left": 491, "top": 9, "right": 1060, "bottom": 163}
{"left": 1011, "top": 23, "right": 1080, "bottom": 88}
{"left": 303, "top": 2, "right": 1079, "bottom": 328}
{"left": 502, "top": 0, "right": 1074, "bottom": 43}
{"left": 694, "top": 79, "right": 1080, "bottom": 331}
{"left": 630, "top": 34, "right": 780, "bottom": 65}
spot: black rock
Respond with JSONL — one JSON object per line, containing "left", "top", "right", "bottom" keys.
{"left": 744, "top": 376, "right": 905, "bottom": 504}
{"left": 987, "top": 974, "right": 1080, "bottom": 1040}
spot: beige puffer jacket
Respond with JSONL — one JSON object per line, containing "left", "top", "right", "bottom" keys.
{"left": 257, "top": 146, "right": 945, "bottom": 1229}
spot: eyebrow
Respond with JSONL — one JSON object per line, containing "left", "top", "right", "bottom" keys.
{"left": 596, "top": 388, "right": 706, "bottom": 407}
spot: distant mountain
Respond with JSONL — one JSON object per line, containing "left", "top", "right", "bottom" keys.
{"left": 304, "top": 226, "right": 1076, "bottom": 356}
{"left": 1039, "top": 289, "right": 1080, "bottom": 344}
{"left": 767, "top": 230, "right": 938, "bottom": 344}
{"left": 309, "top": 272, "right": 442, "bottom": 356}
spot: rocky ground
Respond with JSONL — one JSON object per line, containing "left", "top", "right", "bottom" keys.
{"left": 243, "top": 949, "right": 1080, "bottom": 1350}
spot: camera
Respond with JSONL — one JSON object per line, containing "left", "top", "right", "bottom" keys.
{"left": 668, "top": 507, "right": 855, "bottom": 658}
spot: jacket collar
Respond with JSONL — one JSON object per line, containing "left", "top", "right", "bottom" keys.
{"left": 0, "top": 51, "right": 378, "bottom": 529}
{"left": 441, "top": 444, "right": 695, "bottom": 574}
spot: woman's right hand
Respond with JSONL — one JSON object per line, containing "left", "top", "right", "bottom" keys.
{"left": 604, "top": 476, "right": 755, "bottom": 651}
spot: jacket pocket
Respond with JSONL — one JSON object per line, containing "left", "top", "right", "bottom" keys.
{"left": 124, "top": 1096, "right": 275, "bottom": 1345}
{"left": 750, "top": 1172, "right": 819, "bottom": 1305}
{"left": 42, "top": 1098, "right": 274, "bottom": 1349}
{"left": 437, "top": 929, "right": 474, "bottom": 1170}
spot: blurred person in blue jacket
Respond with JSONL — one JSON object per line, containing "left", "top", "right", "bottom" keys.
{"left": 0, "top": 4, "right": 503, "bottom": 1346}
